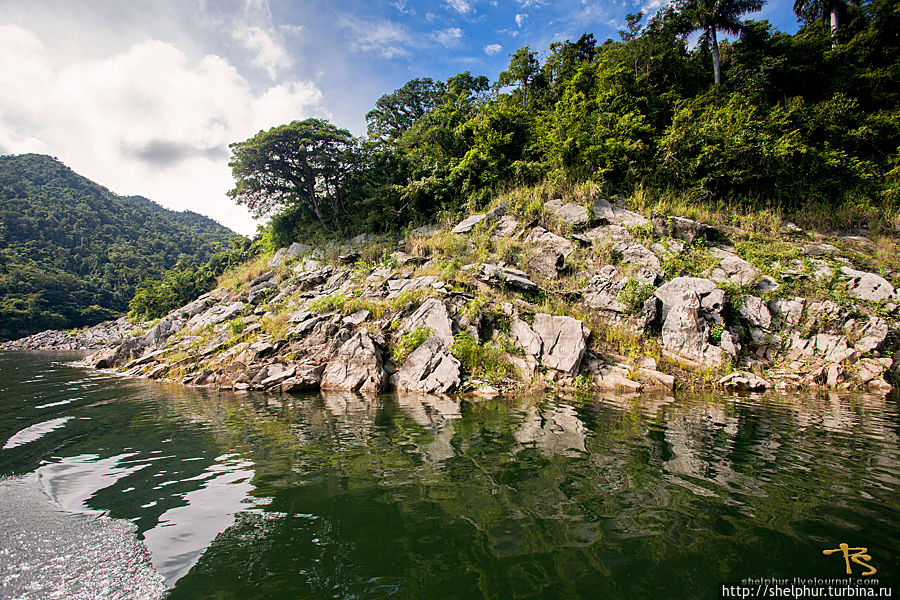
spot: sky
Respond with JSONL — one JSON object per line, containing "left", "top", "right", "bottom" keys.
{"left": 0, "top": 0, "right": 801, "bottom": 236}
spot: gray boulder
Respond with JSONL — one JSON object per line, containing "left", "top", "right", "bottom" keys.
{"left": 661, "top": 292, "right": 725, "bottom": 367}
{"left": 615, "top": 242, "right": 661, "bottom": 271}
{"left": 320, "top": 330, "right": 387, "bottom": 393}
{"left": 510, "top": 318, "right": 542, "bottom": 356}
{"left": 395, "top": 337, "right": 461, "bottom": 394}
{"left": 546, "top": 199, "right": 589, "bottom": 228}
{"left": 531, "top": 314, "right": 588, "bottom": 375}
{"left": 524, "top": 227, "right": 575, "bottom": 257}
{"left": 528, "top": 247, "right": 564, "bottom": 279}
{"left": 402, "top": 298, "right": 455, "bottom": 346}
{"left": 480, "top": 264, "right": 541, "bottom": 293}
{"left": 710, "top": 255, "right": 760, "bottom": 286}
{"left": 651, "top": 211, "right": 717, "bottom": 244}
{"left": 840, "top": 266, "right": 897, "bottom": 302}
{"left": 452, "top": 214, "right": 487, "bottom": 234}
{"left": 719, "top": 372, "right": 771, "bottom": 391}
{"left": 492, "top": 215, "right": 519, "bottom": 239}
{"left": 850, "top": 316, "right": 889, "bottom": 353}
{"left": 655, "top": 277, "right": 722, "bottom": 322}
{"left": 583, "top": 267, "right": 626, "bottom": 314}
{"left": 592, "top": 198, "right": 648, "bottom": 227}
{"left": 738, "top": 296, "right": 772, "bottom": 331}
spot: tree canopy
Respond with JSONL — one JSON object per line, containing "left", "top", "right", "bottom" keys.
{"left": 227, "top": 119, "right": 358, "bottom": 224}
{"left": 0, "top": 154, "right": 235, "bottom": 340}
{"left": 225, "top": 0, "right": 900, "bottom": 239}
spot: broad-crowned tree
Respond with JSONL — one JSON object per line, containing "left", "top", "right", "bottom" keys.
{"left": 227, "top": 118, "right": 358, "bottom": 224}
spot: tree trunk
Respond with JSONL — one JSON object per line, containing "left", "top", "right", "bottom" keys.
{"left": 300, "top": 158, "right": 323, "bottom": 222}
{"left": 711, "top": 27, "right": 721, "bottom": 86}
{"left": 830, "top": 1, "right": 839, "bottom": 45}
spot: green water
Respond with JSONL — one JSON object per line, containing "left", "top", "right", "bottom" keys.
{"left": 0, "top": 351, "right": 897, "bottom": 599}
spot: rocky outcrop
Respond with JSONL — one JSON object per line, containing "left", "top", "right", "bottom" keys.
{"left": 395, "top": 337, "right": 461, "bottom": 394}
{"left": 661, "top": 292, "right": 725, "bottom": 367}
{"left": 35, "top": 201, "right": 898, "bottom": 400}
{"left": 320, "top": 331, "right": 387, "bottom": 393}
{"left": 651, "top": 211, "right": 717, "bottom": 244}
{"left": 0, "top": 318, "right": 135, "bottom": 351}
{"left": 402, "top": 298, "right": 455, "bottom": 346}
{"left": 531, "top": 314, "right": 588, "bottom": 375}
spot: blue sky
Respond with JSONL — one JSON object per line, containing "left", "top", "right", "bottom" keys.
{"left": 0, "top": 0, "right": 802, "bottom": 234}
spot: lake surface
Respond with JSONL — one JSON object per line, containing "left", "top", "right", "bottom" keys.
{"left": 0, "top": 351, "right": 897, "bottom": 599}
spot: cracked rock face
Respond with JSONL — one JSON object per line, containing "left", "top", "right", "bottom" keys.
{"left": 401, "top": 298, "right": 455, "bottom": 346}
{"left": 531, "top": 314, "right": 587, "bottom": 375}
{"left": 395, "top": 336, "right": 461, "bottom": 394}
{"left": 661, "top": 292, "right": 725, "bottom": 367}
{"left": 320, "top": 330, "right": 387, "bottom": 393}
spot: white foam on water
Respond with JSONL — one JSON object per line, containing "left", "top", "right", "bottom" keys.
{"left": 0, "top": 473, "right": 166, "bottom": 600}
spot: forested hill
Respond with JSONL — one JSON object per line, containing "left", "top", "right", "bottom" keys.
{"left": 0, "top": 153, "right": 236, "bottom": 340}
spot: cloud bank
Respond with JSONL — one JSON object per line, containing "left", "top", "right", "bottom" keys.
{"left": 0, "top": 24, "right": 324, "bottom": 234}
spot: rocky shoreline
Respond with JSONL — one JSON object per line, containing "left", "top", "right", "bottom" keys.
{"left": 4, "top": 197, "right": 899, "bottom": 397}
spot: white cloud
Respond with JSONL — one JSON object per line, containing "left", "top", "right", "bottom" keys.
{"left": 433, "top": 27, "right": 464, "bottom": 47}
{"left": 341, "top": 17, "right": 411, "bottom": 58}
{"left": 445, "top": 0, "right": 472, "bottom": 14}
{"left": 231, "top": 25, "right": 292, "bottom": 78}
{"left": 484, "top": 43, "right": 502, "bottom": 55}
{"left": 0, "top": 24, "right": 325, "bottom": 234}
{"left": 515, "top": 13, "right": 527, "bottom": 27}
{"left": 517, "top": 0, "right": 545, "bottom": 7}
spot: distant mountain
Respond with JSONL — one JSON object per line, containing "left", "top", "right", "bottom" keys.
{"left": 0, "top": 153, "right": 236, "bottom": 340}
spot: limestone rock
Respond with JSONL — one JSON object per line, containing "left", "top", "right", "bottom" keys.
{"left": 546, "top": 199, "right": 589, "bottom": 228}
{"left": 840, "top": 266, "right": 897, "bottom": 302}
{"left": 769, "top": 298, "right": 805, "bottom": 329}
{"left": 654, "top": 277, "right": 721, "bottom": 322}
{"left": 528, "top": 247, "right": 564, "bottom": 279}
{"left": 479, "top": 264, "right": 541, "bottom": 293}
{"left": 510, "top": 318, "right": 542, "bottom": 356}
{"left": 651, "top": 211, "right": 717, "bottom": 244}
{"left": 531, "top": 314, "right": 587, "bottom": 375}
{"left": 661, "top": 292, "right": 725, "bottom": 367}
{"left": 343, "top": 309, "right": 370, "bottom": 327}
{"left": 614, "top": 242, "right": 661, "bottom": 271}
{"left": 719, "top": 372, "right": 771, "bottom": 391}
{"left": 451, "top": 214, "right": 487, "bottom": 234}
{"left": 710, "top": 255, "right": 760, "bottom": 286}
{"left": 320, "top": 330, "right": 387, "bottom": 393}
{"left": 583, "top": 268, "right": 626, "bottom": 314}
{"left": 738, "top": 296, "right": 772, "bottom": 331}
{"left": 395, "top": 337, "right": 461, "bottom": 394}
{"left": 591, "top": 198, "right": 648, "bottom": 227}
{"left": 524, "top": 227, "right": 575, "bottom": 257}
{"left": 492, "top": 215, "right": 519, "bottom": 239}
{"left": 402, "top": 298, "right": 455, "bottom": 346}
{"left": 268, "top": 242, "right": 310, "bottom": 267}
{"left": 850, "top": 316, "right": 889, "bottom": 353}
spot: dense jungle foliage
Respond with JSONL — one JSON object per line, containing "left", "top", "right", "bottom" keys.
{"left": 228, "top": 0, "right": 900, "bottom": 244}
{"left": 0, "top": 154, "right": 235, "bottom": 340}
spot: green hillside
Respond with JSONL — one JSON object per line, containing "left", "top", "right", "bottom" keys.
{"left": 0, "top": 154, "right": 236, "bottom": 340}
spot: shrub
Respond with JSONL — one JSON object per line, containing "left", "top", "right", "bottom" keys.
{"left": 449, "top": 332, "right": 513, "bottom": 384}
{"left": 393, "top": 326, "right": 433, "bottom": 363}
{"left": 617, "top": 278, "right": 655, "bottom": 315}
